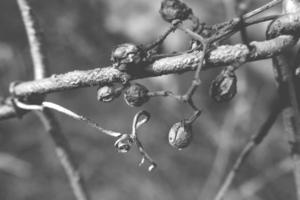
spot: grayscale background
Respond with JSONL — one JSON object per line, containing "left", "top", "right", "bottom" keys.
{"left": 0, "top": 1, "right": 293, "bottom": 200}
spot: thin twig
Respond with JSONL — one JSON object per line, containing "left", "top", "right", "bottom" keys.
{"left": 37, "top": 110, "right": 90, "bottom": 200}
{"left": 17, "top": 0, "right": 90, "bottom": 199}
{"left": 144, "top": 20, "right": 180, "bottom": 51}
{"left": 199, "top": 95, "right": 249, "bottom": 200}
{"left": 243, "top": 0, "right": 282, "bottom": 20}
{"left": 274, "top": 54, "right": 300, "bottom": 199}
{"left": 147, "top": 90, "right": 182, "bottom": 101}
{"left": 214, "top": 101, "right": 283, "bottom": 200}
{"left": 17, "top": 0, "right": 47, "bottom": 79}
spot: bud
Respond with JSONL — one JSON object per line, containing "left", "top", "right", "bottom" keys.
{"left": 111, "top": 43, "right": 143, "bottom": 66}
{"left": 124, "top": 83, "right": 149, "bottom": 107}
{"left": 97, "top": 85, "right": 118, "bottom": 102}
{"left": 159, "top": 0, "right": 192, "bottom": 23}
{"left": 168, "top": 121, "right": 193, "bottom": 150}
{"left": 209, "top": 67, "right": 237, "bottom": 103}
{"left": 114, "top": 134, "right": 134, "bottom": 153}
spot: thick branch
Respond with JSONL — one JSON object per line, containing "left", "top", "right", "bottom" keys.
{"left": 0, "top": 35, "right": 296, "bottom": 120}
{"left": 13, "top": 35, "right": 297, "bottom": 97}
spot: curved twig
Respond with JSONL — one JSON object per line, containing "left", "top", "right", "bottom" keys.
{"left": 17, "top": 0, "right": 90, "bottom": 199}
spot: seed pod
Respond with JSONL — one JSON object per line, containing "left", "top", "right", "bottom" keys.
{"left": 111, "top": 43, "right": 142, "bottom": 66}
{"left": 97, "top": 85, "right": 118, "bottom": 102}
{"left": 168, "top": 121, "right": 193, "bottom": 150}
{"left": 124, "top": 83, "right": 149, "bottom": 107}
{"left": 114, "top": 134, "right": 134, "bottom": 153}
{"left": 159, "top": 0, "right": 192, "bottom": 23}
{"left": 209, "top": 67, "right": 237, "bottom": 103}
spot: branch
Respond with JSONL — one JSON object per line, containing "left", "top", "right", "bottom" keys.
{"left": 0, "top": 35, "right": 296, "bottom": 120}
{"left": 36, "top": 110, "right": 90, "bottom": 200}
{"left": 13, "top": 36, "right": 299, "bottom": 97}
{"left": 214, "top": 100, "right": 283, "bottom": 200}
{"left": 17, "top": 0, "right": 47, "bottom": 79}
{"left": 274, "top": 54, "right": 300, "bottom": 199}
{"left": 17, "top": 0, "right": 90, "bottom": 199}
{"left": 267, "top": 2, "right": 300, "bottom": 198}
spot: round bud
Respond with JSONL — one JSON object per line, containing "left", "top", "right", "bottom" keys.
{"left": 97, "top": 85, "right": 117, "bottom": 102}
{"left": 159, "top": 0, "right": 192, "bottom": 23}
{"left": 168, "top": 121, "right": 193, "bottom": 150}
{"left": 209, "top": 67, "right": 237, "bottom": 103}
{"left": 124, "top": 83, "right": 149, "bottom": 107}
{"left": 111, "top": 43, "right": 142, "bottom": 65}
{"left": 114, "top": 134, "right": 134, "bottom": 153}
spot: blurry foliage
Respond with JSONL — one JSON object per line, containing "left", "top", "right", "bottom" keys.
{"left": 0, "top": 0, "right": 295, "bottom": 200}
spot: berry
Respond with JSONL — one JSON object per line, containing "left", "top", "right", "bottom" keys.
{"left": 209, "top": 67, "right": 237, "bottom": 103}
{"left": 124, "top": 83, "right": 149, "bottom": 107}
{"left": 168, "top": 121, "right": 193, "bottom": 150}
{"left": 97, "top": 85, "right": 118, "bottom": 102}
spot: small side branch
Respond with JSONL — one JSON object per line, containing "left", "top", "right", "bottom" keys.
{"left": 214, "top": 101, "right": 283, "bottom": 200}
{"left": 242, "top": 0, "right": 282, "bottom": 19}
{"left": 17, "top": 0, "right": 47, "bottom": 79}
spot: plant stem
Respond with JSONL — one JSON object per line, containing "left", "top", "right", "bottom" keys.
{"left": 214, "top": 101, "right": 282, "bottom": 200}
{"left": 17, "top": 0, "right": 90, "bottom": 199}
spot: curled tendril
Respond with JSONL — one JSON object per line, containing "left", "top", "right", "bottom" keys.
{"left": 114, "top": 110, "right": 156, "bottom": 172}
{"left": 132, "top": 110, "right": 151, "bottom": 137}
{"left": 13, "top": 96, "right": 155, "bottom": 171}
{"left": 114, "top": 134, "right": 134, "bottom": 153}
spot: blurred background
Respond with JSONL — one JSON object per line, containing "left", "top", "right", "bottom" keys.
{"left": 0, "top": 0, "right": 296, "bottom": 200}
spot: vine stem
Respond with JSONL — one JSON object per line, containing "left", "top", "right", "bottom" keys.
{"left": 14, "top": 100, "right": 121, "bottom": 138}
{"left": 274, "top": 54, "right": 300, "bottom": 199}
{"left": 17, "top": 0, "right": 90, "bottom": 200}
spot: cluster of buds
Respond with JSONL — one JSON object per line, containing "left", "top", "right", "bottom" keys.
{"left": 97, "top": 82, "right": 150, "bottom": 107}
{"left": 105, "top": 0, "right": 244, "bottom": 169}
{"left": 209, "top": 66, "right": 237, "bottom": 103}
{"left": 159, "top": 0, "right": 193, "bottom": 23}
